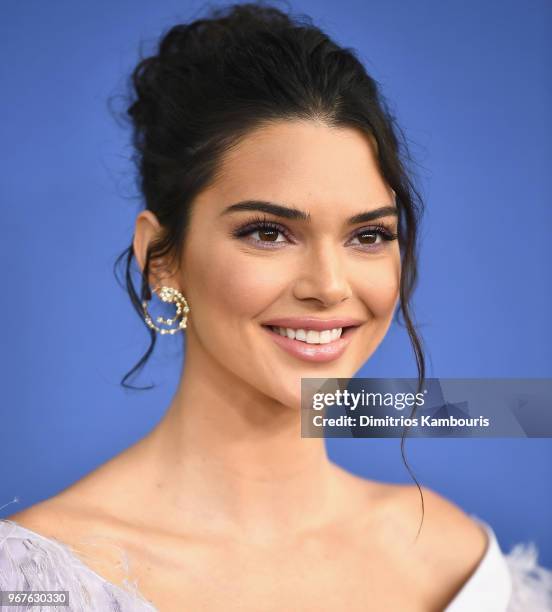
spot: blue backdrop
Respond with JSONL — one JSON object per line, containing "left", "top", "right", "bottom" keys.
{"left": 1, "top": 0, "right": 550, "bottom": 565}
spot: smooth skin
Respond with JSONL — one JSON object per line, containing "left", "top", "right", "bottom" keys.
{"left": 7, "top": 120, "right": 487, "bottom": 611}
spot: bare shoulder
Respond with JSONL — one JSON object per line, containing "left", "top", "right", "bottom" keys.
{"left": 4, "top": 493, "right": 117, "bottom": 546}
{"left": 5, "top": 483, "right": 114, "bottom": 535}
{"left": 336, "top": 472, "right": 488, "bottom": 574}
{"left": 388, "top": 484, "right": 489, "bottom": 606}
{"left": 4, "top": 496, "right": 133, "bottom": 587}
{"left": 4, "top": 441, "right": 141, "bottom": 539}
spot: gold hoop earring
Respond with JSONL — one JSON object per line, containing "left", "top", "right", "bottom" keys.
{"left": 142, "top": 286, "right": 190, "bottom": 335}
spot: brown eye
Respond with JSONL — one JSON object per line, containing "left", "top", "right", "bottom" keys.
{"left": 231, "top": 218, "right": 293, "bottom": 248}
{"left": 233, "top": 220, "right": 289, "bottom": 244}
{"left": 349, "top": 225, "right": 398, "bottom": 249}
{"left": 357, "top": 231, "right": 379, "bottom": 245}
{"left": 257, "top": 228, "right": 280, "bottom": 242}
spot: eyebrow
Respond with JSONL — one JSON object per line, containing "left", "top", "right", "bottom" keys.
{"left": 220, "top": 200, "right": 398, "bottom": 224}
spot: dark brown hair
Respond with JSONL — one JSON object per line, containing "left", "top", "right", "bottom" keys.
{"left": 113, "top": 1, "right": 427, "bottom": 536}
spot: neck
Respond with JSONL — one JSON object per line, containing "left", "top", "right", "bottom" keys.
{"left": 129, "top": 341, "right": 351, "bottom": 542}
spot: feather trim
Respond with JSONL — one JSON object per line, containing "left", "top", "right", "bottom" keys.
{"left": 2, "top": 518, "right": 552, "bottom": 610}
{"left": 505, "top": 542, "right": 552, "bottom": 611}
{"left": 0, "top": 520, "right": 156, "bottom": 611}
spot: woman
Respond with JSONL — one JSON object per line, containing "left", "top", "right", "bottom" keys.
{"left": 1, "top": 3, "right": 551, "bottom": 610}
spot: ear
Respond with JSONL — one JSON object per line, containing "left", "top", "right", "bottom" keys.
{"left": 133, "top": 210, "right": 179, "bottom": 292}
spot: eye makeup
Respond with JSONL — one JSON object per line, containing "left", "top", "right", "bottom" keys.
{"left": 229, "top": 213, "right": 398, "bottom": 251}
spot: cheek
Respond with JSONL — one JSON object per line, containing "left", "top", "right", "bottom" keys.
{"left": 358, "top": 258, "right": 400, "bottom": 319}
{"left": 186, "top": 239, "right": 286, "bottom": 320}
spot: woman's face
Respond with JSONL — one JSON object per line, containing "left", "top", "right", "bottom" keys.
{"left": 147, "top": 120, "right": 400, "bottom": 409}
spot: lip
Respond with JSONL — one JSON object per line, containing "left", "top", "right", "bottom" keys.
{"left": 261, "top": 316, "right": 364, "bottom": 332}
{"left": 261, "top": 323, "right": 362, "bottom": 363}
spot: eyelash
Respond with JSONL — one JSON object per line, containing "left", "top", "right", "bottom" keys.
{"left": 231, "top": 214, "right": 398, "bottom": 250}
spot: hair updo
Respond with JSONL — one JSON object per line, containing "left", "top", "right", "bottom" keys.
{"left": 114, "top": 1, "right": 425, "bottom": 390}
{"left": 112, "top": 0, "right": 427, "bottom": 533}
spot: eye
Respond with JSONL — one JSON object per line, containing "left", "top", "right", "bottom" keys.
{"left": 348, "top": 225, "right": 398, "bottom": 249}
{"left": 248, "top": 223, "right": 287, "bottom": 243}
{"left": 231, "top": 216, "right": 292, "bottom": 247}
{"left": 231, "top": 215, "right": 398, "bottom": 250}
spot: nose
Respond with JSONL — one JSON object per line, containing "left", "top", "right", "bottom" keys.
{"left": 292, "top": 241, "right": 353, "bottom": 307}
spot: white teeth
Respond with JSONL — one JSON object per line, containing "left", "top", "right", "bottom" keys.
{"left": 306, "top": 330, "right": 319, "bottom": 344}
{"left": 319, "top": 330, "right": 331, "bottom": 343}
{"left": 271, "top": 326, "right": 343, "bottom": 344}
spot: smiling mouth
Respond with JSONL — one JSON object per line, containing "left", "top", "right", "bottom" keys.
{"left": 260, "top": 323, "right": 361, "bottom": 363}
{"left": 262, "top": 324, "right": 359, "bottom": 345}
